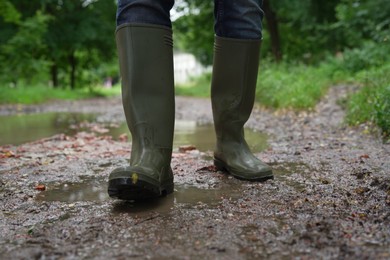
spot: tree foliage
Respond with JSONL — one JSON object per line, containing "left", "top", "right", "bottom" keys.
{"left": 1, "top": 10, "right": 51, "bottom": 85}
{"left": 1, "top": 0, "right": 389, "bottom": 88}
{"left": 173, "top": 0, "right": 214, "bottom": 65}
{"left": 0, "top": 0, "right": 116, "bottom": 88}
{"left": 173, "top": 0, "right": 390, "bottom": 64}
{"left": 0, "top": 1, "right": 21, "bottom": 24}
{"left": 334, "top": 0, "right": 390, "bottom": 46}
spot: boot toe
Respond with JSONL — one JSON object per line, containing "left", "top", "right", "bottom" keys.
{"left": 214, "top": 157, "right": 273, "bottom": 182}
{"left": 108, "top": 166, "right": 173, "bottom": 200}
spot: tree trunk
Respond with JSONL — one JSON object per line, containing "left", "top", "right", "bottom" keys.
{"left": 69, "top": 53, "right": 76, "bottom": 89}
{"left": 263, "top": 0, "right": 282, "bottom": 62}
{"left": 51, "top": 64, "right": 58, "bottom": 88}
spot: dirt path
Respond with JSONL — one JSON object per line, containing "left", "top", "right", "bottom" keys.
{"left": 1, "top": 86, "right": 389, "bottom": 259}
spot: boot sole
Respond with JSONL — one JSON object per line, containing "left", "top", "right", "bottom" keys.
{"left": 214, "top": 158, "right": 274, "bottom": 182}
{"left": 108, "top": 177, "right": 174, "bottom": 201}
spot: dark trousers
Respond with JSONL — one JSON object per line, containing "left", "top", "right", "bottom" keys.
{"left": 116, "top": 0, "right": 264, "bottom": 39}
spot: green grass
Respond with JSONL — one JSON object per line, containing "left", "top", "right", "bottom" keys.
{"left": 256, "top": 62, "right": 336, "bottom": 109}
{"left": 175, "top": 73, "right": 211, "bottom": 97}
{"left": 346, "top": 64, "right": 390, "bottom": 139}
{"left": 0, "top": 84, "right": 121, "bottom": 105}
{"left": 174, "top": 57, "right": 389, "bottom": 139}
{"left": 175, "top": 60, "right": 347, "bottom": 110}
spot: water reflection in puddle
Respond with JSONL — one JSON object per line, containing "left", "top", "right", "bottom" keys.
{"left": 35, "top": 177, "right": 108, "bottom": 203}
{"left": 109, "top": 120, "right": 268, "bottom": 152}
{"left": 1, "top": 113, "right": 268, "bottom": 152}
{"left": 0, "top": 113, "right": 95, "bottom": 145}
{"left": 35, "top": 177, "right": 242, "bottom": 213}
{"left": 35, "top": 163, "right": 310, "bottom": 215}
{"left": 176, "top": 120, "right": 268, "bottom": 152}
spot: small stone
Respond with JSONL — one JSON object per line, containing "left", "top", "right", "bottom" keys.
{"left": 355, "top": 187, "right": 370, "bottom": 195}
{"left": 320, "top": 178, "right": 330, "bottom": 184}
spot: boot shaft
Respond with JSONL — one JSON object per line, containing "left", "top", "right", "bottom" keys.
{"left": 211, "top": 36, "right": 261, "bottom": 142}
{"left": 116, "top": 24, "right": 175, "bottom": 151}
{"left": 109, "top": 24, "right": 176, "bottom": 200}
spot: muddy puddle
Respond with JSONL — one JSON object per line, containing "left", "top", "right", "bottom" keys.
{"left": 0, "top": 113, "right": 95, "bottom": 145}
{"left": 1, "top": 113, "right": 268, "bottom": 152}
{"left": 35, "top": 162, "right": 309, "bottom": 213}
{"left": 35, "top": 177, "right": 243, "bottom": 215}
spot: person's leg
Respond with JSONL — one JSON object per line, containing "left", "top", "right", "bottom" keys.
{"left": 116, "top": 0, "right": 174, "bottom": 27}
{"left": 214, "top": 0, "right": 264, "bottom": 39}
{"left": 211, "top": 0, "right": 273, "bottom": 181}
{"left": 108, "top": 0, "right": 176, "bottom": 200}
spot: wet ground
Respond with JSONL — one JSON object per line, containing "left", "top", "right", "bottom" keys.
{"left": 0, "top": 113, "right": 267, "bottom": 152}
{"left": 0, "top": 86, "right": 389, "bottom": 259}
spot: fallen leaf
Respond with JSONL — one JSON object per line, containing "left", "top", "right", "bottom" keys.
{"left": 0, "top": 150, "right": 15, "bottom": 158}
{"left": 178, "top": 145, "right": 197, "bottom": 153}
{"left": 196, "top": 165, "right": 218, "bottom": 172}
{"left": 35, "top": 184, "right": 46, "bottom": 191}
{"left": 118, "top": 133, "right": 128, "bottom": 142}
{"left": 90, "top": 125, "right": 109, "bottom": 134}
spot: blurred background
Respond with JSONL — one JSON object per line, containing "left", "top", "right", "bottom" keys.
{"left": 0, "top": 0, "right": 389, "bottom": 138}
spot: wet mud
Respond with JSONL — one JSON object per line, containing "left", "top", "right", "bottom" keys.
{"left": 0, "top": 88, "right": 389, "bottom": 259}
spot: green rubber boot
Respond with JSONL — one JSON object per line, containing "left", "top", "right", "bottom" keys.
{"left": 211, "top": 36, "right": 273, "bottom": 181}
{"left": 108, "top": 24, "right": 175, "bottom": 200}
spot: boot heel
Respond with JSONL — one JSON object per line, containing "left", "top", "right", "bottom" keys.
{"left": 161, "top": 183, "right": 174, "bottom": 196}
{"left": 214, "top": 158, "right": 226, "bottom": 171}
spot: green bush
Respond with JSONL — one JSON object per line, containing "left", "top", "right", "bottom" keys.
{"left": 341, "top": 41, "right": 390, "bottom": 73}
{"left": 346, "top": 64, "right": 390, "bottom": 139}
{"left": 256, "top": 61, "right": 331, "bottom": 109}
